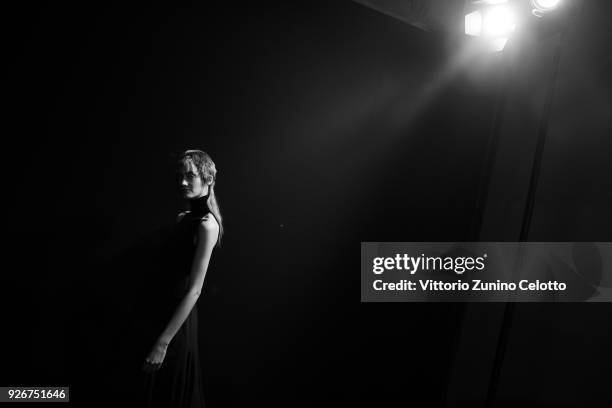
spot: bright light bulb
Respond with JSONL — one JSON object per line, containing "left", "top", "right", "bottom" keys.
{"left": 483, "top": 6, "right": 516, "bottom": 38}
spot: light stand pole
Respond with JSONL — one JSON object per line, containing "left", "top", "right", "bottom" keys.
{"left": 441, "top": 43, "right": 513, "bottom": 408}
{"left": 484, "top": 14, "right": 571, "bottom": 407}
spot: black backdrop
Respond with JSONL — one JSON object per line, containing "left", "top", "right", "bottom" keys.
{"left": 3, "top": 1, "right": 612, "bottom": 407}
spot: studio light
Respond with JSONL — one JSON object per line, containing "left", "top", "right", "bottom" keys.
{"left": 464, "top": 1, "right": 516, "bottom": 52}
{"left": 483, "top": 6, "right": 516, "bottom": 37}
{"left": 531, "top": 0, "right": 561, "bottom": 17}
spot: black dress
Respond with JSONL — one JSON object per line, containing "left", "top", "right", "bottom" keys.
{"left": 140, "top": 194, "right": 218, "bottom": 408}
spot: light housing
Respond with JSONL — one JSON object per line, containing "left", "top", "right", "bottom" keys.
{"left": 531, "top": 0, "right": 562, "bottom": 17}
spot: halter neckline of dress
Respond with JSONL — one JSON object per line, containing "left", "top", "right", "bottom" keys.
{"left": 182, "top": 193, "right": 220, "bottom": 244}
{"left": 185, "top": 193, "right": 210, "bottom": 219}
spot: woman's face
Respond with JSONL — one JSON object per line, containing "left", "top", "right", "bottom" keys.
{"left": 179, "top": 160, "right": 209, "bottom": 199}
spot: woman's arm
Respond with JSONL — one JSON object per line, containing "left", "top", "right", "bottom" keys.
{"left": 156, "top": 215, "right": 219, "bottom": 346}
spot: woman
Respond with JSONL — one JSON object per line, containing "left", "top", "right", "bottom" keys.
{"left": 140, "top": 149, "right": 223, "bottom": 407}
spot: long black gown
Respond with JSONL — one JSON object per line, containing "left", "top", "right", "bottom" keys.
{"left": 139, "top": 194, "right": 218, "bottom": 408}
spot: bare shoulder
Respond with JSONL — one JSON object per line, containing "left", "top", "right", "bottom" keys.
{"left": 199, "top": 213, "right": 220, "bottom": 233}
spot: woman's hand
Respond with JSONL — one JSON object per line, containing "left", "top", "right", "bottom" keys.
{"left": 141, "top": 340, "right": 169, "bottom": 373}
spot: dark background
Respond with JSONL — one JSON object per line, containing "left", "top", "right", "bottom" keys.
{"left": 2, "top": 0, "right": 611, "bottom": 407}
